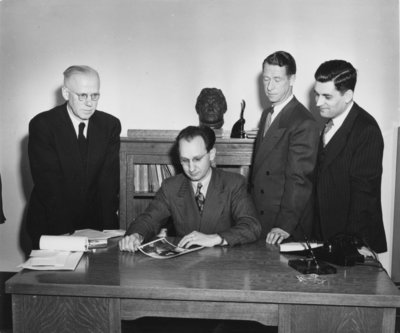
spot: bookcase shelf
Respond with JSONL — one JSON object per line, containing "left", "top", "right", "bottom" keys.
{"left": 119, "top": 130, "right": 255, "bottom": 230}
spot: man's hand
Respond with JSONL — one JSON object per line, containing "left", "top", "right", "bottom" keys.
{"left": 266, "top": 227, "right": 290, "bottom": 245}
{"left": 178, "top": 231, "right": 223, "bottom": 248}
{"left": 119, "top": 233, "right": 144, "bottom": 252}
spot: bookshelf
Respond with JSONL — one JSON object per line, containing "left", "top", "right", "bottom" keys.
{"left": 119, "top": 130, "right": 255, "bottom": 230}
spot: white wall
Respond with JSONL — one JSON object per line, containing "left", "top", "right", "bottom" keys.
{"left": 1, "top": 0, "right": 399, "bottom": 272}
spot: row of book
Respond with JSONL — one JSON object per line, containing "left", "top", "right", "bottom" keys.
{"left": 134, "top": 164, "right": 176, "bottom": 193}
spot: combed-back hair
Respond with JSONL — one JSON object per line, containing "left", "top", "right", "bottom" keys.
{"left": 176, "top": 125, "right": 216, "bottom": 152}
{"left": 63, "top": 65, "right": 99, "bottom": 81}
{"left": 314, "top": 60, "right": 357, "bottom": 93}
{"left": 262, "top": 51, "right": 296, "bottom": 76}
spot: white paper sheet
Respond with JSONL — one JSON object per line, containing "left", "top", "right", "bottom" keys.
{"left": 39, "top": 235, "right": 88, "bottom": 251}
{"left": 280, "top": 242, "right": 323, "bottom": 252}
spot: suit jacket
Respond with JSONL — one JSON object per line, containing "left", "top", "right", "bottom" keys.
{"left": 250, "top": 97, "right": 319, "bottom": 239}
{"left": 127, "top": 168, "right": 261, "bottom": 246}
{"left": 314, "top": 103, "right": 387, "bottom": 253}
{"left": 27, "top": 103, "right": 121, "bottom": 248}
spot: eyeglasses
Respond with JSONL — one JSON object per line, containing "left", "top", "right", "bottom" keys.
{"left": 66, "top": 88, "right": 100, "bottom": 102}
{"left": 180, "top": 151, "right": 209, "bottom": 166}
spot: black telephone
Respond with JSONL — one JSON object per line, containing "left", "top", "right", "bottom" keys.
{"left": 314, "top": 234, "right": 365, "bottom": 266}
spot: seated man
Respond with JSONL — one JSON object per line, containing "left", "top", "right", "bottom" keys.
{"left": 119, "top": 125, "right": 261, "bottom": 252}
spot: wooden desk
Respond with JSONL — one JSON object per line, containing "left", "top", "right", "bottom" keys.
{"left": 6, "top": 240, "right": 400, "bottom": 333}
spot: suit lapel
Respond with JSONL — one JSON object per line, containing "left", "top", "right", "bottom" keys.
{"left": 55, "top": 105, "right": 84, "bottom": 175}
{"left": 176, "top": 177, "right": 201, "bottom": 230}
{"left": 86, "top": 113, "right": 102, "bottom": 180}
{"left": 320, "top": 104, "right": 360, "bottom": 171}
{"left": 175, "top": 170, "right": 225, "bottom": 233}
{"left": 200, "top": 170, "right": 225, "bottom": 231}
{"left": 253, "top": 98, "right": 301, "bottom": 175}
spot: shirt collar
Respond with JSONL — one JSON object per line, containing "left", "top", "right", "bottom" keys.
{"left": 66, "top": 104, "right": 89, "bottom": 137}
{"left": 331, "top": 101, "right": 354, "bottom": 127}
{"left": 192, "top": 168, "right": 212, "bottom": 197}
{"left": 272, "top": 94, "right": 294, "bottom": 116}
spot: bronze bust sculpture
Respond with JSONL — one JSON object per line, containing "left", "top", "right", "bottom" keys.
{"left": 195, "top": 88, "right": 227, "bottom": 129}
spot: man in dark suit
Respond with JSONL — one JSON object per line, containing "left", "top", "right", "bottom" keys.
{"left": 250, "top": 51, "right": 320, "bottom": 245}
{"left": 119, "top": 125, "right": 261, "bottom": 252}
{"left": 27, "top": 65, "right": 121, "bottom": 249}
{"left": 313, "top": 60, "right": 387, "bottom": 253}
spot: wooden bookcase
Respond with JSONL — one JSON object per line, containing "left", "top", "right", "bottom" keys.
{"left": 119, "top": 130, "right": 255, "bottom": 230}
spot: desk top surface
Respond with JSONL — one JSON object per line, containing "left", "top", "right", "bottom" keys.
{"left": 6, "top": 240, "right": 400, "bottom": 307}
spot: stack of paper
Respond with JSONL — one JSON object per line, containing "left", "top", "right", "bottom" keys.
{"left": 19, "top": 250, "right": 84, "bottom": 271}
{"left": 18, "top": 230, "right": 125, "bottom": 271}
{"left": 19, "top": 235, "right": 88, "bottom": 271}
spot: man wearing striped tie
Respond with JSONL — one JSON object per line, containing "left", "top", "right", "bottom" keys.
{"left": 313, "top": 60, "right": 387, "bottom": 254}
{"left": 120, "top": 125, "right": 261, "bottom": 252}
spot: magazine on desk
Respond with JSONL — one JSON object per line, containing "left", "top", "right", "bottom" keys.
{"left": 139, "top": 237, "right": 204, "bottom": 259}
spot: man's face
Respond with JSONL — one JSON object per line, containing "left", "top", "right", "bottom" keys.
{"left": 179, "top": 136, "right": 215, "bottom": 182}
{"left": 62, "top": 72, "right": 100, "bottom": 120}
{"left": 262, "top": 64, "right": 294, "bottom": 105}
{"left": 314, "top": 81, "right": 352, "bottom": 119}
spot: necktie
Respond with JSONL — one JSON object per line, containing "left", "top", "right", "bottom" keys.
{"left": 322, "top": 119, "right": 334, "bottom": 147}
{"left": 195, "top": 182, "right": 205, "bottom": 214}
{"left": 263, "top": 108, "right": 274, "bottom": 137}
{"left": 78, "top": 122, "right": 88, "bottom": 168}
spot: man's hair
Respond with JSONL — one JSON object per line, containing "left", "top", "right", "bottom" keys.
{"left": 63, "top": 65, "right": 99, "bottom": 82}
{"left": 314, "top": 60, "right": 357, "bottom": 93}
{"left": 176, "top": 125, "right": 216, "bottom": 152}
{"left": 262, "top": 51, "right": 296, "bottom": 76}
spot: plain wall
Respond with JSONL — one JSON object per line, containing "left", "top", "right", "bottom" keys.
{"left": 0, "top": 0, "right": 399, "bottom": 272}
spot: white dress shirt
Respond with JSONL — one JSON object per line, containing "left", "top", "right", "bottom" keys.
{"left": 324, "top": 101, "right": 353, "bottom": 146}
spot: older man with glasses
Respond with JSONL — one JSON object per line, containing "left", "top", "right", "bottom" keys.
{"left": 27, "top": 65, "right": 121, "bottom": 249}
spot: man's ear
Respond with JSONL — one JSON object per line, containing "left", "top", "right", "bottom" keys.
{"left": 289, "top": 74, "right": 296, "bottom": 86}
{"left": 344, "top": 89, "right": 354, "bottom": 104}
{"left": 61, "top": 86, "right": 69, "bottom": 101}
{"left": 209, "top": 148, "right": 216, "bottom": 166}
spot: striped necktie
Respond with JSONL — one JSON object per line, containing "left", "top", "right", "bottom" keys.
{"left": 195, "top": 182, "right": 205, "bottom": 214}
{"left": 322, "top": 119, "right": 334, "bottom": 147}
{"left": 263, "top": 108, "right": 274, "bottom": 137}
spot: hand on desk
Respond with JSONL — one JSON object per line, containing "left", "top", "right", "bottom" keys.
{"left": 178, "top": 231, "right": 224, "bottom": 248}
{"left": 266, "top": 227, "right": 290, "bottom": 245}
{"left": 119, "top": 233, "right": 144, "bottom": 252}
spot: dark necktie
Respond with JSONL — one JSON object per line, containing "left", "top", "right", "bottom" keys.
{"left": 195, "top": 182, "right": 205, "bottom": 214}
{"left": 322, "top": 119, "right": 334, "bottom": 147}
{"left": 78, "top": 122, "right": 88, "bottom": 168}
{"left": 263, "top": 108, "right": 274, "bottom": 137}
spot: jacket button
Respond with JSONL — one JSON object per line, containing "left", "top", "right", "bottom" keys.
{"left": 266, "top": 171, "right": 270, "bottom": 176}
{"left": 260, "top": 189, "right": 264, "bottom": 194}
{"left": 260, "top": 210, "right": 264, "bottom": 215}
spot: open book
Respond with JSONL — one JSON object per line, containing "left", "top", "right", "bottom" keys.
{"left": 139, "top": 237, "right": 203, "bottom": 259}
